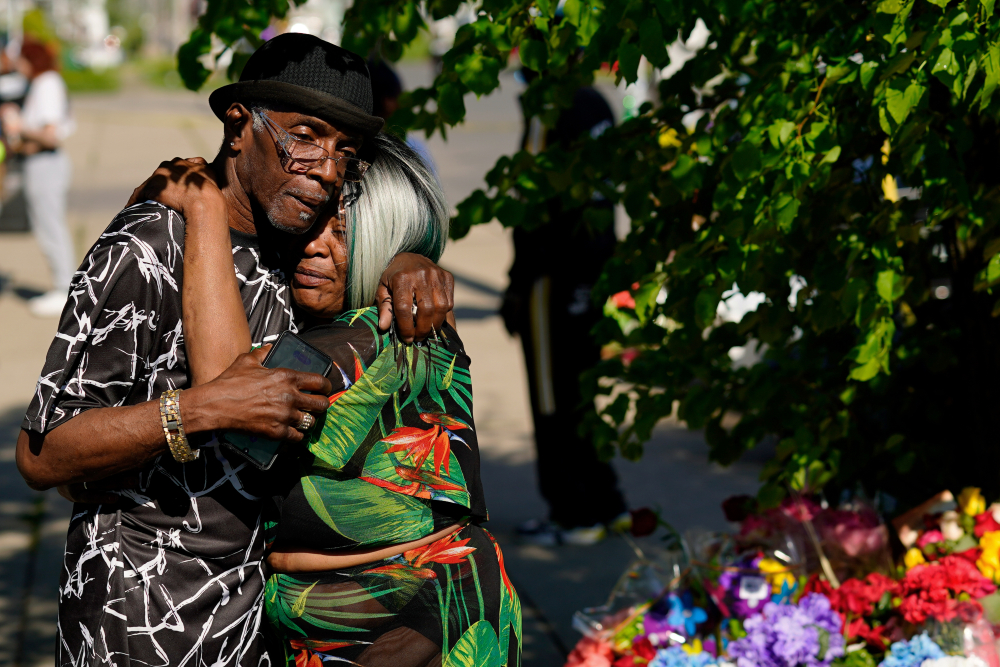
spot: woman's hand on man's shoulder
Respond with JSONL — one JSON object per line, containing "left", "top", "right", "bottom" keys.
{"left": 376, "top": 253, "right": 455, "bottom": 343}
{"left": 127, "top": 156, "right": 226, "bottom": 222}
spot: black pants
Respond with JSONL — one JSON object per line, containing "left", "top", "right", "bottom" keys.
{"left": 513, "top": 276, "right": 627, "bottom": 528}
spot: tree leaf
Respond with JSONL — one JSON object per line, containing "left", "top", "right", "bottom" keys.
{"left": 455, "top": 52, "right": 502, "bottom": 96}
{"left": 885, "top": 80, "right": 925, "bottom": 125}
{"left": 861, "top": 61, "right": 879, "bottom": 90}
{"left": 820, "top": 145, "right": 842, "bottom": 164}
{"left": 773, "top": 194, "right": 800, "bottom": 232}
{"left": 437, "top": 83, "right": 467, "bottom": 124}
{"left": 639, "top": 17, "right": 668, "bottom": 68}
{"left": 695, "top": 289, "right": 720, "bottom": 327}
{"left": 878, "top": 0, "right": 906, "bottom": 11}
{"left": 731, "top": 142, "right": 762, "bottom": 181}
{"left": 519, "top": 38, "right": 548, "bottom": 72}
{"left": 617, "top": 42, "right": 642, "bottom": 85}
{"left": 633, "top": 279, "right": 661, "bottom": 323}
{"left": 982, "top": 44, "right": 1000, "bottom": 112}
{"left": 877, "top": 269, "right": 897, "bottom": 303}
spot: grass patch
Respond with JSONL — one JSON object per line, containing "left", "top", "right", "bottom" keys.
{"left": 63, "top": 67, "right": 120, "bottom": 93}
{"left": 137, "top": 57, "right": 185, "bottom": 89}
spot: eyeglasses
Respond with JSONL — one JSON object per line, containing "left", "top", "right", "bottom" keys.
{"left": 257, "top": 111, "right": 370, "bottom": 182}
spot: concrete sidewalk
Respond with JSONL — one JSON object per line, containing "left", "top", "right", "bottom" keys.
{"left": 0, "top": 67, "right": 762, "bottom": 666}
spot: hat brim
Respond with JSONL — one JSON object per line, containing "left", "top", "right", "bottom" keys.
{"left": 209, "top": 80, "right": 385, "bottom": 137}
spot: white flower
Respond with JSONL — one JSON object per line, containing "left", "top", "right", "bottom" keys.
{"left": 922, "top": 656, "right": 987, "bottom": 667}
{"left": 939, "top": 510, "right": 965, "bottom": 541}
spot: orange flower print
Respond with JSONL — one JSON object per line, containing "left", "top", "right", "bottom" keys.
{"left": 419, "top": 413, "right": 470, "bottom": 430}
{"left": 403, "top": 531, "right": 477, "bottom": 568}
{"left": 381, "top": 413, "right": 471, "bottom": 476}
{"left": 290, "top": 639, "right": 355, "bottom": 667}
{"left": 486, "top": 530, "right": 516, "bottom": 600}
{"left": 294, "top": 648, "right": 321, "bottom": 667}
{"left": 360, "top": 466, "right": 464, "bottom": 500}
{"left": 382, "top": 426, "right": 452, "bottom": 475}
{"left": 362, "top": 532, "right": 475, "bottom": 581}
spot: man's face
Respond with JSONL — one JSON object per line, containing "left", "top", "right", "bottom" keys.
{"left": 237, "top": 108, "right": 363, "bottom": 235}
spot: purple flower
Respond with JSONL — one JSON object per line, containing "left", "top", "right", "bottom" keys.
{"left": 728, "top": 594, "right": 844, "bottom": 667}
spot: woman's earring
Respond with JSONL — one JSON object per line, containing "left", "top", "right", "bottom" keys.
{"left": 230, "top": 141, "right": 235, "bottom": 147}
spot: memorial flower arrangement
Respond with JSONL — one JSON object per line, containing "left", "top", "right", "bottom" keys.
{"left": 566, "top": 489, "right": 1000, "bottom": 667}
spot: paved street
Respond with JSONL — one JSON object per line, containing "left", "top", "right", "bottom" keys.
{"left": 0, "top": 64, "right": 763, "bottom": 666}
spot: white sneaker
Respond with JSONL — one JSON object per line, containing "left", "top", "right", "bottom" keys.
{"left": 515, "top": 519, "right": 608, "bottom": 546}
{"left": 28, "top": 290, "right": 67, "bottom": 317}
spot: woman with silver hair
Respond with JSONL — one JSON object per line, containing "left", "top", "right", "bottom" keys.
{"left": 172, "top": 132, "right": 521, "bottom": 667}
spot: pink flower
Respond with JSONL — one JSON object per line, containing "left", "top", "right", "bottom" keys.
{"left": 817, "top": 508, "right": 888, "bottom": 557}
{"left": 917, "top": 530, "right": 946, "bottom": 548}
{"left": 781, "top": 497, "right": 822, "bottom": 522}
{"left": 565, "top": 637, "right": 615, "bottom": 667}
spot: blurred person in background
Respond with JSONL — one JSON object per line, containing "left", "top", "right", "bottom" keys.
{"left": 368, "top": 58, "right": 438, "bottom": 177}
{"left": 501, "top": 76, "right": 630, "bottom": 546}
{"left": 1, "top": 39, "right": 75, "bottom": 317}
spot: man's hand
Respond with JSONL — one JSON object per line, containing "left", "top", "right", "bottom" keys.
{"left": 128, "top": 157, "right": 225, "bottom": 222}
{"left": 376, "top": 253, "right": 455, "bottom": 343}
{"left": 57, "top": 471, "right": 141, "bottom": 505}
{"left": 185, "top": 346, "right": 334, "bottom": 443}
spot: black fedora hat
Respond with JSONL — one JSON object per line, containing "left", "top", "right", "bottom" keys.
{"left": 209, "top": 33, "right": 384, "bottom": 137}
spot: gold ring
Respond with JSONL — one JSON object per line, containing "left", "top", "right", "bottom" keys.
{"left": 297, "top": 413, "right": 316, "bottom": 431}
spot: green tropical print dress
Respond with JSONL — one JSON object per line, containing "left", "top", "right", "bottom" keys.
{"left": 264, "top": 308, "right": 521, "bottom": 667}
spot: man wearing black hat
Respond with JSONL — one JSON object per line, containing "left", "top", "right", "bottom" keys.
{"left": 15, "top": 34, "right": 453, "bottom": 667}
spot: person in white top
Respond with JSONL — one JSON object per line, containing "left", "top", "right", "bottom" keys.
{"left": 1, "top": 40, "right": 75, "bottom": 317}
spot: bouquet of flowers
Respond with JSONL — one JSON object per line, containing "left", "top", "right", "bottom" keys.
{"left": 566, "top": 488, "right": 1000, "bottom": 667}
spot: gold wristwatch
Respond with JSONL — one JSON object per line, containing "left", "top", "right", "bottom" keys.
{"left": 160, "top": 389, "right": 199, "bottom": 463}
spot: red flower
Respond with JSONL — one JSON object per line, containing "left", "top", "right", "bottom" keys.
{"left": 975, "top": 511, "right": 1000, "bottom": 537}
{"left": 844, "top": 617, "right": 891, "bottom": 649}
{"left": 805, "top": 573, "right": 898, "bottom": 619}
{"left": 898, "top": 555, "right": 996, "bottom": 624}
{"left": 629, "top": 508, "right": 658, "bottom": 537}
{"left": 611, "top": 290, "right": 635, "bottom": 310}
{"left": 631, "top": 636, "right": 656, "bottom": 661}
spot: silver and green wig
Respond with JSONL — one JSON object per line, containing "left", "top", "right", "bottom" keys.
{"left": 343, "top": 133, "right": 449, "bottom": 310}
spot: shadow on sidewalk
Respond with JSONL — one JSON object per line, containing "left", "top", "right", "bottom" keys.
{"left": 0, "top": 405, "right": 71, "bottom": 667}
{"left": 479, "top": 422, "right": 765, "bottom": 667}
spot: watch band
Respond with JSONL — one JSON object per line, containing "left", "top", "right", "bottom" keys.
{"left": 160, "top": 389, "right": 198, "bottom": 463}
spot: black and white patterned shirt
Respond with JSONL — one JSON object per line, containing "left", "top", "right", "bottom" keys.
{"left": 24, "top": 202, "right": 295, "bottom": 667}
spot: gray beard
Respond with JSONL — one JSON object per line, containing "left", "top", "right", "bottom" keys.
{"left": 265, "top": 207, "right": 312, "bottom": 233}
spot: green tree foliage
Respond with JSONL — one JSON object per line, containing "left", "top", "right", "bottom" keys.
{"left": 182, "top": 0, "right": 1000, "bottom": 508}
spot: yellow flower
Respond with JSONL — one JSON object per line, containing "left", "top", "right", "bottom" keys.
{"left": 958, "top": 487, "right": 987, "bottom": 517}
{"left": 904, "top": 547, "right": 926, "bottom": 570}
{"left": 977, "top": 531, "right": 1000, "bottom": 584}
{"left": 658, "top": 126, "right": 682, "bottom": 148}
{"left": 682, "top": 638, "right": 703, "bottom": 656}
{"left": 758, "top": 557, "right": 796, "bottom": 595}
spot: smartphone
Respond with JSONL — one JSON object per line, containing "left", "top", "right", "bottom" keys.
{"left": 222, "top": 331, "right": 333, "bottom": 470}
